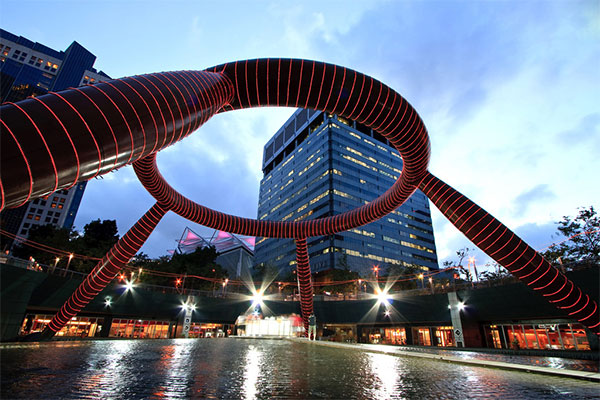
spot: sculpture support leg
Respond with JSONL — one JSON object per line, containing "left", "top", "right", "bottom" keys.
{"left": 44, "top": 202, "right": 168, "bottom": 335}
{"left": 295, "top": 238, "right": 314, "bottom": 337}
{"left": 419, "top": 171, "right": 599, "bottom": 334}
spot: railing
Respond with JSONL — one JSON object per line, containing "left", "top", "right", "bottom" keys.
{"left": 1, "top": 255, "right": 595, "bottom": 301}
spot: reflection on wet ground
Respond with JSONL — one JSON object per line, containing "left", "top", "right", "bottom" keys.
{"left": 1, "top": 339, "right": 598, "bottom": 399}
{"left": 368, "top": 345, "right": 599, "bottom": 372}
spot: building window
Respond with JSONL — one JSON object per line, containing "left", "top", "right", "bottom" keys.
{"left": 57, "top": 204, "right": 63, "bottom": 209}
{"left": 45, "top": 217, "right": 51, "bottom": 223}
{"left": 23, "top": 223, "right": 30, "bottom": 228}
{"left": 59, "top": 198, "right": 65, "bottom": 203}
{"left": 20, "top": 229, "right": 27, "bottom": 235}
{"left": 51, "top": 203, "right": 56, "bottom": 208}
{"left": 26, "top": 214, "right": 33, "bottom": 219}
{"left": 2, "top": 46, "right": 11, "bottom": 56}
{"left": 53, "top": 218, "right": 59, "bottom": 224}
{"left": 36, "top": 208, "right": 43, "bottom": 214}
{"left": 34, "top": 215, "right": 41, "bottom": 221}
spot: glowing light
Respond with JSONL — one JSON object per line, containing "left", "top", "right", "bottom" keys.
{"left": 418, "top": 274, "right": 424, "bottom": 280}
{"left": 68, "top": 253, "right": 74, "bottom": 260}
{"left": 175, "top": 278, "right": 182, "bottom": 285}
{"left": 124, "top": 279, "right": 135, "bottom": 292}
{"left": 376, "top": 287, "right": 391, "bottom": 306}
{"left": 104, "top": 297, "right": 111, "bottom": 307}
{"left": 384, "top": 310, "right": 391, "bottom": 317}
{"left": 252, "top": 289, "right": 264, "bottom": 306}
{"left": 181, "top": 301, "right": 196, "bottom": 312}
{"left": 458, "top": 302, "right": 466, "bottom": 311}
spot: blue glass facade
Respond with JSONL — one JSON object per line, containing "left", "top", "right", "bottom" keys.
{"left": 254, "top": 109, "right": 439, "bottom": 276}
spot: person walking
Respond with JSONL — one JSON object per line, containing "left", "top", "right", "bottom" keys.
{"left": 308, "top": 313, "right": 317, "bottom": 340}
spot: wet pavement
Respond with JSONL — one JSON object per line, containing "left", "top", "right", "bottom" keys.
{"left": 1, "top": 338, "right": 599, "bottom": 399}
{"left": 376, "top": 345, "right": 599, "bottom": 372}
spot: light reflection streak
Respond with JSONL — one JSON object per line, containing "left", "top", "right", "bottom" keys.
{"left": 159, "top": 339, "right": 194, "bottom": 399}
{"left": 83, "top": 340, "right": 135, "bottom": 397}
{"left": 368, "top": 352, "right": 399, "bottom": 398}
{"left": 243, "top": 345, "right": 262, "bottom": 400}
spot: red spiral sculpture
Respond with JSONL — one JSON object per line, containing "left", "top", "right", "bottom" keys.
{"left": 0, "top": 58, "right": 597, "bottom": 336}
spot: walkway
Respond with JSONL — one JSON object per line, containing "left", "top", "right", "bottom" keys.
{"left": 288, "top": 339, "right": 600, "bottom": 382}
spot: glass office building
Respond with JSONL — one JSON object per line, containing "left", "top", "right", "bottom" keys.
{"left": 254, "top": 109, "right": 438, "bottom": 276}
{"left": 0, "top": 29, "right": 110, "bottom": 249}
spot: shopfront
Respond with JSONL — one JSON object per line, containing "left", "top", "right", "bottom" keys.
{"left": 322, "top": 324, "right": 356, "bottom": 342}
{"left": 383, "top": 328, "right": 406, "bottom": 345}
{"left": 108, "top": 319, "right": 171, "bottom": 339}
{"left": 187, "top": 323, "right": 229, "bottom": 338}
{"left": 20, "top": 314, "right": 103, "bottom": 338}
{"left": 483, "top": 322, "right": 591, "bottom": 350}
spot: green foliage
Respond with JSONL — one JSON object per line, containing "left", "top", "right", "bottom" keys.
{"left": 385, "top": 263, "right": 421, "bottom": 290}
{"left": 542, "top": 206, "right": 600, "bottom": 268}
{"left": 318, "top": 267, "right": 360, "bottom": 294}
{"left": 12, "top": 224, "right": 77, "bottom": 265}
{"left": 70, "top": 219, "right": 119, "bottom": 272}
{"left": 11, "top": 219, "right": 119, "bottom": 272}
{"left": 168, "top": 246, "right": 226, "bottom": 290}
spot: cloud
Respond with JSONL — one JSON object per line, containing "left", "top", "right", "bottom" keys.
{"left": 558, "top": 112, "right": 600, "bottom": 152}
{"left": 513, "top": 184, "right": 556, "bottom": 218}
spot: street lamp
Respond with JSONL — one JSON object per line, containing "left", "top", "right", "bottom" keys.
{"left": 372, "top": 265, "right": 379, "bottom": 280}
{"left": 418, "top": 273, "right": 424, "bottom": 289}
{"left": 52, "top": 257, "right": 60, "bottom": 274}
{"left": 63, "top": 253, "right": 74, "bottom": 277}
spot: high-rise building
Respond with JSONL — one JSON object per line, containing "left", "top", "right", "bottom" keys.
{"left": 254, "top": 109, "right": 438, "bottom": 276}
{"left": 0, "top": 29, "right": 110, "bottom": 249}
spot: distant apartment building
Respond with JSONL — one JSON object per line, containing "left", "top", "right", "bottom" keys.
{"left": 254, "top": 109, "right": 438, "bottom": 276}
{"left": 0, "top": 28, "right": 110, "bottom": 249}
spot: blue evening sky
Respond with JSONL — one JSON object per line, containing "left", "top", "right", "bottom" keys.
{"left": 2, "top": 0, "right": 599, "bottom": 268}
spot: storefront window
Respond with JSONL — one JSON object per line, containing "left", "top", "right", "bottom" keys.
{"left": 108, "top": 319, "right": 170, "bottom": 339}
{"left": 20, "top": 314, "right": 102, "bottom": 337}
{"left": 383, "top": 328, "right": 406, "bottom": 345}
{"left": 485, "top": 323, "right": 590, "bottom": 351}
{"left": 413, "top": 327, "right": 431, "bottom": 346}
{"left": 434, "top": 326, "right": 454, "bottom": 347}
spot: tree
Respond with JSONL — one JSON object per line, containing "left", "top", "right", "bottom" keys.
{"left": 11, "top": 224, "right": 77, "bottom": 265}
{"left": 70, "top": 219, "right": 119, "bottom": 272}
{"left": 385, "top": 262, "right": 421, "bottom": 290}
{"left": 542, "top": 206, "right": 600, "bottom": 269}
{"left": 442, "top": 247, "right": 473, "bottom": 282}
{"left": 479, "top": 261, "right": 511, "bottom": 283}
{"left": 168, "top": 246, "right": 226, "bottom": 290}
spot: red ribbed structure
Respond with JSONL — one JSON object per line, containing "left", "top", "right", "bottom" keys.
{"left": 294, "top": 238, "right": 314, "bottom": 337}
{"left": 419, "top": 172, "right": 599, "bottom": 332}
{"left": 47, "top": 202, "right": 167, "bottom": 332}
{"left": 0, "top": 58, "right": 597, "bottom": 336}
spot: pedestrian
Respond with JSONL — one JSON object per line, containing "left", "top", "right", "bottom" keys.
{"left": 308, "top": 313, "right": 317, "bottom": 340}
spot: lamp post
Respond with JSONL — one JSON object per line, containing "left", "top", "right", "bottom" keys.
{"left": 52, "top": 257, "right": 60, "bottom": 274}
{"left": 62, "top": 253, "right": 74, "bottom": 277}
{"left": 372, "top": 265, "right": 379, "bottom": 280}
{"left": 222, "top": 278, "right": 229, "bottom": 296}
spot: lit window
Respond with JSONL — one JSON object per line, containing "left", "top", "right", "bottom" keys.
{"left": 51, "top": 203, "right": 56, "bottom": 208}
{"left": 26, "top": 214, "right": 33, "bottom": 219}
{"left": 34, "top": 215, "right": 41, "bottom": 221}
{"left": 58, "top": 204, "right": 63, "bottom": 209}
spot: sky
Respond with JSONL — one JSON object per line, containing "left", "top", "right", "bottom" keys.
{"left": 2, "top": 0, "right": 599, "bottom": 268}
